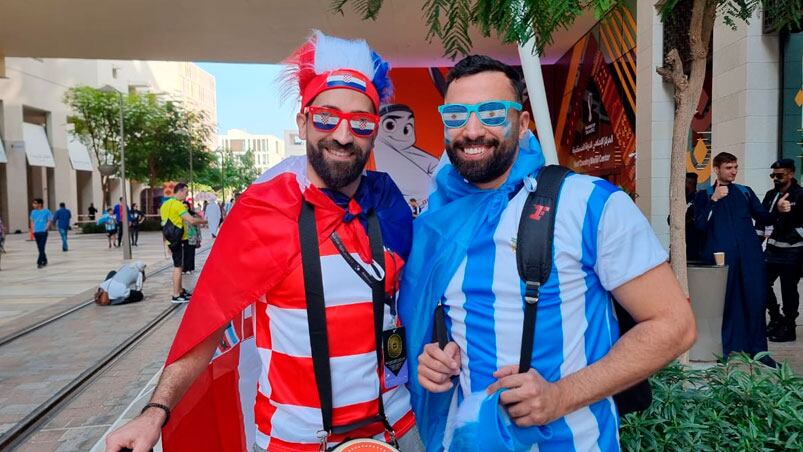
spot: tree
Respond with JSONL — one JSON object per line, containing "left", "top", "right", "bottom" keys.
{"left": 64, "top": 87, "right": 124, "bottom": 207}
{"left": 333, "top": 0, "right": 802, "bottom": 294}
{"left": 196, "top": 150, "right": 260, "bottom": 199}
{"left": 66, "top": 87, "right": 214, "bottom": 211}
{"left": 124, "top": 96, "right": 214, "bottom": 212}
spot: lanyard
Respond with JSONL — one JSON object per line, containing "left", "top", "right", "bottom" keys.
{"left": 298, "top": 201, "right": 396, "bottom": 448}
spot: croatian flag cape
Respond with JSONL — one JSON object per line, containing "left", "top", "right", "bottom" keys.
{"left": 161, "top": 157, "right": 412, "bottom": 451}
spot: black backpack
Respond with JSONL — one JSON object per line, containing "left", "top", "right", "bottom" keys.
{"left": 515, "top": 165, "right": 651, "bottom": 417}
{"left": 432, "top": 165, "right": 652, "bottom": 418}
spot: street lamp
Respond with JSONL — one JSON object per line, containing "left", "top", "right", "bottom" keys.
{"left": 99, "top": 84, "right": 132, "bottom": 260}
{"left": 216, "top": 148, "right": 226, "bottom": 208}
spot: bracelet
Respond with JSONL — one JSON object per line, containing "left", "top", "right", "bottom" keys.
{"left": 141, "top": 402, "right": 171, "bottom": 427}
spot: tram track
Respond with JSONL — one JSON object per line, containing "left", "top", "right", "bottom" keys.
{"left": 0, "top": 245, "right": 212, "bottom": 450}
{"left": 0, "top": 302, "right": 183, "bottom": 450}
{"left": 0, "top": 245, "right": 210, "bottom": 348}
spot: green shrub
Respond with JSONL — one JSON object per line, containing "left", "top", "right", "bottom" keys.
{"left": 139, "top": 218, "right": 162, "bottom": 231}
{"left": 80, "top": 222, "right": 106, "bottom": 234}
{"left": 80, "top": 218, "right": 162, "bottom": 233}
{"left": 621, "top": 353, "right": 803, "bottom": 451}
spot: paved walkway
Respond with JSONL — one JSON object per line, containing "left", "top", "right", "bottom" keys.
{"left": 0, "top": 231, "right": 176, "bottom": 330}
{"left": 0, "top": 231, "right": 799, "bottom": 450}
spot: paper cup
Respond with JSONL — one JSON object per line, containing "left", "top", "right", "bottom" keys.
{"left": 714, "top": 252, "right": 725, "bottom": 266}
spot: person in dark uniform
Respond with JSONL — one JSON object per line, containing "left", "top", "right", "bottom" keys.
{"left": 693, "top": 152, "right": 787, "bottom": 366}
{"left": 675, "top": 172, "right": 705, "bottom": 262}
{"left": 756, "top": 158, "right": 802, "bottom": 342}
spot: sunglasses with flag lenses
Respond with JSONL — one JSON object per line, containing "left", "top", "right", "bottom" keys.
{"left": 438, "top": 101, "right": 523, "bottom": 129}
{"left": 305, "top": 106, "right": 379, "bottom": 138}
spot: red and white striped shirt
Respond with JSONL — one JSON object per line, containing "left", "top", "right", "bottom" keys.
{"left": 252, "top": 212, "right": 414, "bottom": 451}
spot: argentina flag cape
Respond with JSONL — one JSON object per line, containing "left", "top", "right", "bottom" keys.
{"left": 399, "top": 131, "right": 552, "bottom": 451}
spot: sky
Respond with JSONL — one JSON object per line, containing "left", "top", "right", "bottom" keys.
{"left": 196, "top": 63, "right": 299, "bottom": 138}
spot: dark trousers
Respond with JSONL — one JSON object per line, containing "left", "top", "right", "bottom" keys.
{"left": 767, "top": 262, "right": 801, "bottom": 322}
{"left": 116, "top": 223, "right": 123, "bottom": 246}
{"left": 34, "top": 231, "right": 48, "bottom": 266}
{"left": 183, "top": 243, "right": 196, "bottom": 272}
{"left": 130, "top": 225, "right": 140, "bottom": 245}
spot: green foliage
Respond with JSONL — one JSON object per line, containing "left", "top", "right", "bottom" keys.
{"left": 80, "top": 222, "right": 106, "bottom": 234}
{"left": 196, "top": 150, "right": 260, "bottom": 196}
{"left": 621, "top": 353, "right": 803, "bottom": 451}
{"left": 332, "top": 0, "right": 616, "bottom": 57}
{"left": 65, "top": 86, "right": 214, "bottom": 208}
{"left": 334, "top": 0, "right": 801, "bottom": 58}
{"left": 123, "top": 94, "right": 214, "bottom": 187}
{"left": 656, "top": 0, "right": 801, "bottom": 32}
{"left": 64, "top": 87, "right": 124, "bottom": 167}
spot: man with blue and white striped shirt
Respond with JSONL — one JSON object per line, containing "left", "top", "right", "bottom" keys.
{"left": 400, "top": 55, "right": 696, "bottom": 452}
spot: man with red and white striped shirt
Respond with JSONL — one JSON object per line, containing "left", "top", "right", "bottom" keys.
{"left": 106, "top": 31, "right": 421, "bottom": 452}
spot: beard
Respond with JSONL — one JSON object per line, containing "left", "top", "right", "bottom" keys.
{"left": 774, "top": 179, "right": 784, "bottom": 189}
{"left": 445, "top": 122, "right": 520, "bottom": 185}
{"left": 307, "top": 138, "right": 370, "bottom": 190}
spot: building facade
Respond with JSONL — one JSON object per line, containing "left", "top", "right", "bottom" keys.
{"left": 0, "top": 58, "right": 217, "bottom": 232}
{"left": 217, "top": 129, "right": 286, "bottom": 174}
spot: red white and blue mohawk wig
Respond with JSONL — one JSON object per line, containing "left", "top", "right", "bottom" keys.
{"left": 282, "top": 30, "right": 393, "bottom": 113}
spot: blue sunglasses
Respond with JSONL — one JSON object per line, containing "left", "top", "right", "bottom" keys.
{"left": 438, "top": 100, "right": 523, "bottom": 128}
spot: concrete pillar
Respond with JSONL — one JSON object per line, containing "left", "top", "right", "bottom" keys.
{"left": 48, "top": 110, "right": 78, "bottom": 214}
{"left": 711, "top": 10, "right": 780, "bottom": 199}
{"left": 91, "top": 170, "right": 104, "bottom": 210}
{"left": 636, "top": 1, "right": 674, "bottom": 250}
{"left": 2, "top": 101, "right": 28, "bottom": 232}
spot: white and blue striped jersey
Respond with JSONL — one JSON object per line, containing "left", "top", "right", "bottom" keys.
{"left": 441, "top": 174, "right": 668, "bottom": 451}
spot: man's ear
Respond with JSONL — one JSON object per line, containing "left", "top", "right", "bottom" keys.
{"left": 518, "top": 110, "right": 531, "bottom": 139}
{"left": 296, "top": 112, "right": 308, "bottom": 140}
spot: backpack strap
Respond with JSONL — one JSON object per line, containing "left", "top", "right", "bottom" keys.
{"left": 515, "top": 165, "right": 572, "bottom": 373}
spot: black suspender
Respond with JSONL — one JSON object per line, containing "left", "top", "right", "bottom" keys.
{"left": 298, "top": 201, "right": 396, "bottom": 448}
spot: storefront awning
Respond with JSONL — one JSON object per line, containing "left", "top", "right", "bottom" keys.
{"left": 0, "top": 135, "right": 7, "bottom": 163}
{"left": 22, "top": 123, "right": 56, "bottom": 168}
{"left": 67, "top": 135, "right": 94, "bottom": 171}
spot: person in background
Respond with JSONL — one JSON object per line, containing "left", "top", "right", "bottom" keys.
{"left": 53, "top": 202, "right": 72, "bottom": 252}
{"left": 409, "top": 198, "right": 421, "bottom": 218}
{"left": 684, "top": 173, "right": 704, "bottom": 261}
{"left": 756, "top": 158, "right": 802, "bottom": 343}
{"left": 693, "top": 152, "right": 787, "bottom": 366}
{"left": 97, "top": 208, "right": 118, "bottom": 248}
{"left": 160, "top": 182, "right": 207, "bottom": 303}
{"left": 130, "top": 203, "right": 144, "bottom": 247}
{"left": 0, "top": 216, "right": 6, "bottom": 271}
{"left": 182, "top": 200, "right": 200, "bottom": 274}
{"left": 88, "top": 202, "right": 98, "bottom": 221}
{"left": 113, "top": 197, "right": 131, "bottom": 247}
{"left": 30, "top": 198, "right": 53, "bottom": 268}
{"left": 94, "top": 261, "right": 147, "bottom": 306}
